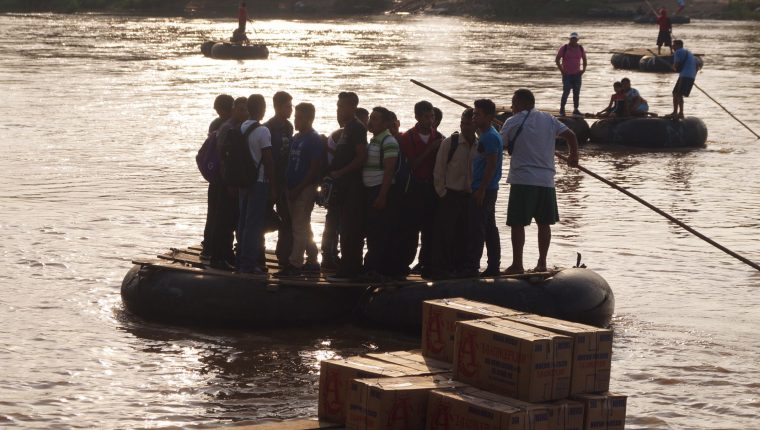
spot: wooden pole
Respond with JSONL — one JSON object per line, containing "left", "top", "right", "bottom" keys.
{"left": 646, "top": 49, "right": 760, "bottom": 139}
{"left": 410, "top": 79, "right": 760, "bottom": 272}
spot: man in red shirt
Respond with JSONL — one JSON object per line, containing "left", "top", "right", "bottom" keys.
{"left": 396, "top": 100, "right": 443, "bottom": 277}
{"left": 656, "top": 8, "right": 673, "bottom": 55}
{"left": 238, "top": 2, "right": 250, "bottom": 33}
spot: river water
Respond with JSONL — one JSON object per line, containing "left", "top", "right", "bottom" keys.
{"left": 0, "top": 12, "right": 758, "bottom": 429}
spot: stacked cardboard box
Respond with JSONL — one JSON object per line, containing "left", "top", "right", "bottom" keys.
{"left": 502, "top": 314, "right": 613, "bottom": 394}
{"left": 346, "top": 375, "right": 467, "bottom": 430}
{"left": 452, "top": 317, "right": 573, "bottom": 402}
{"left": 318, "top": 355, "right": 445, "bottom": 423}
{"left": 318, "top": 298, "right": 626, "bottom": 429}
{"left": 422, "top": 298, "right": 525, "bottom": 362}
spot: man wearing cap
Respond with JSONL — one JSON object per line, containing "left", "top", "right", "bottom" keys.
{"left": 555, "top": 32, "right": 587, "bottom": 117}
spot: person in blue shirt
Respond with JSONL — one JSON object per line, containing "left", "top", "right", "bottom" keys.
{"left": 277, "top": 102, "right": 324, "bottom": 276}
{"left": 464, "top": 99, "right": 504, "bottom": 277}
{"left": 669, "top": 39, "right": 699, "bottom": 120}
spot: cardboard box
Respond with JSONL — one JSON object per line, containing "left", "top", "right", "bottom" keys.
{"left": 453, "top": 318, "right": 573, "bottom": 402}
{"left": 503, "top": 314, "right": 613, "bottom": 394}
{"left": 456, "top": 387, "right": 554, "bottom": 430}
{"left": 549, "top": 399, "right": 585, "bottom": 430}
{"left": 572, "top": 393, "right": 627, "bottom": 430}
{"left": 319, "top": 356, "right": 429, "bottom": 424}
{"left": 346, "top": 375, "right": 466, "bottom": 430}
{"left": 426, "top": 388, "right": 527, "bottom": 430}
{"left": 366, "top": 350, "right": 452, "bottom": 374}
{"left": 422, "top": 298, "right": 525, "bottom": 362}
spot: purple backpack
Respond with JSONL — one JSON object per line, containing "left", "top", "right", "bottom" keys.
{"left": 196, "top": 131, "right": 221, "bottom": 183}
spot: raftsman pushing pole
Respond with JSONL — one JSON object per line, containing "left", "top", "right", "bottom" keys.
{"left": 409, "top": 78, "right": 760, "bottom": 272}
{"left": 646, "top": 49, "right": 760, "bottom": 139}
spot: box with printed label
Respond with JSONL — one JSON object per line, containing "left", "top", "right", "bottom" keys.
{"left": 422, "top": 298, "right": 525, "bottom": 363}
{"left": 426, "top": 388, "right": 527, "bottom": 430}
{"left": 456, "top": 387, "right": 554, "bottom": 430}
{"left": 548, "top": 399, "right": 585, "bottom": 430}
{"left": 345, "top": 375, "right": 466, "bottom": 430}
{"left": 319, "top": 356, "right": 429, "bottom": 424}
{"left": 453, "top": 318, "right": 573, "bottom": 402}
{"left": 503, "top": 314, "right": 613, "bottom": 394}
{"left": 366, "top": 350, "right": 452, "bottom": 374}
{"left": 572, "top": 393, "right": 627, "bottom": 430}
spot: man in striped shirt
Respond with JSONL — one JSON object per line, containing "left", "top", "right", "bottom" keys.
{"left": 362, "top": 107, "right": 400, "bottom": 278}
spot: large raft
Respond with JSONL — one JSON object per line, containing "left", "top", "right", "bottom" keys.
{"left": 590, "top": 116, "right": 708, "bottom": 148}
{"left": 121, "top": 246, "right": 615, "bottom": 330}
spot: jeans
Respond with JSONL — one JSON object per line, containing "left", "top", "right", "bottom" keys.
{"left": 466, "top": 189, "right": 500, "bottom": 271}
{"left": 561, "top": 73, "right": 582, "bottom": 111}
{"left": 287, "top": 186, "right": 319, "bottom": 268}
{"left": 321, "top": 206, "right": 340, "bottom": 262}
{"left": 237, "top": 182, "right": 268, "bottom": 272}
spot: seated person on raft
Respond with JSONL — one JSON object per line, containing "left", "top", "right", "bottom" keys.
{"left": 621, "top": 78, "right": 649, "bottom": 117}
{"left": 597, "top": 81, "right": 628, "bottom": 118}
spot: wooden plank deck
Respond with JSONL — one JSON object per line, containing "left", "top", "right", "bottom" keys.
{"left": 220, "top": 419, "right": 343, "bottom": 430}
{"left": 133, "top": 245, "right": 560, "bottom": 287}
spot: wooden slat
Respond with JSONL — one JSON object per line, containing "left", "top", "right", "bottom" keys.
{"left": 221, "top": 418, "right": 343, "bottom": 429}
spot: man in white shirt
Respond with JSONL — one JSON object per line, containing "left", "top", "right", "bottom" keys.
{"left": 238, "top": 94, "right": 276, "bottom": 274}
{"left": 500, "top": 89, "right": 579, "bottom": 274}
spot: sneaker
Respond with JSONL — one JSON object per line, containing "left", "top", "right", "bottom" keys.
{"left": 274, "top": 266, "right": 302, "bottom": 277}
{"left": 302, "top": 262, "right": 321, "bottom": 273}
{"left": 207, "top": 259, "right": 236, "bottom": 271}
{"left": 572, "top": 109, "right": 582, "bottom": 116}
{"left": 559, "top": 108, "right": 566, "bottom": 116}
{"left": 238, "top": 267, "right": 267, "bottom": 276}
{"left": 480, "top": 267, "right": 501, "bottom": 277}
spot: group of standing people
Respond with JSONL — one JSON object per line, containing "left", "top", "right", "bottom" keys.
{"left": 200, "top": 89, "right": 579, "bottom": 281}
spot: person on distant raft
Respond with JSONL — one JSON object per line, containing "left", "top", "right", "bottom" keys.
{"left": 231, "top": 2, "right": 252, "bottom": 44}
{"left": 501, "top": 89, "right": 579, "bottom": 275}
{"left": 675, "top": 0, "right": 686, "bottom": 15}
{"left": 597, "top": 81, "right": 628, "bottom": 118}
{"left": 669, "top": 39, "right": 698, "bottom": 120}
{"left": 555, "top": 32, "right": 587, "bottom": 117}
{"left": 656, "top": 8, "right": 673, "bottom": 55}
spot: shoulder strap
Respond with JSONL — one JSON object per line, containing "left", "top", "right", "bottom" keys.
{"left": 507, "top": 110, "right": 532, "bottom": 155}
{"left": 447, "top": 132, "right": 460, "bottom": 164}
{"left": 242, "top": 122, "right": 261, "bottom": 138}
{"left": 378, "top": 134, "right": 393, "bottom": 169}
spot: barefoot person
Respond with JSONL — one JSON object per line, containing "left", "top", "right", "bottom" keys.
{"left": 500, "top": 89, "right": 579, "bottom": 274}
{"left": 669, "top": 39, "right": 698, "bottom": 119}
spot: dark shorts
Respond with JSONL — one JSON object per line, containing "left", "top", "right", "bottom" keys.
{"left": 657, "top": 30, "right": 672, "bottom": 47}
{"left": 506, "top": 184, "right": 559, "bottom": 227}
{"left": 673, "top": 77, "right": 695, "bottom": 97}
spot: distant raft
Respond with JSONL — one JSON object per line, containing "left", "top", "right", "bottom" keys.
{"left": 200, "top": 41, "right": 269, "bottom": 60}
{"left": 590, "top": 117, "right": 708, "bottom": 148}
{"left": 611, "top": 49, "right": 703, "bottom": 73}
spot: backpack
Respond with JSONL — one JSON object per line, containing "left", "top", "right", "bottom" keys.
{"left": 220, "top": 122, "right": 262, "bottom": 187}
{"left": 559, "top": 43, "right": 585, "bottom": 61}
{"left": 378, "top": 134, "right": 411, "bottom": 192}
{"left": 447, "top": 132, "right": 460, "bottom": 164}
{"left": 196, "top": 132, "right": 221, "bottom": 183}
